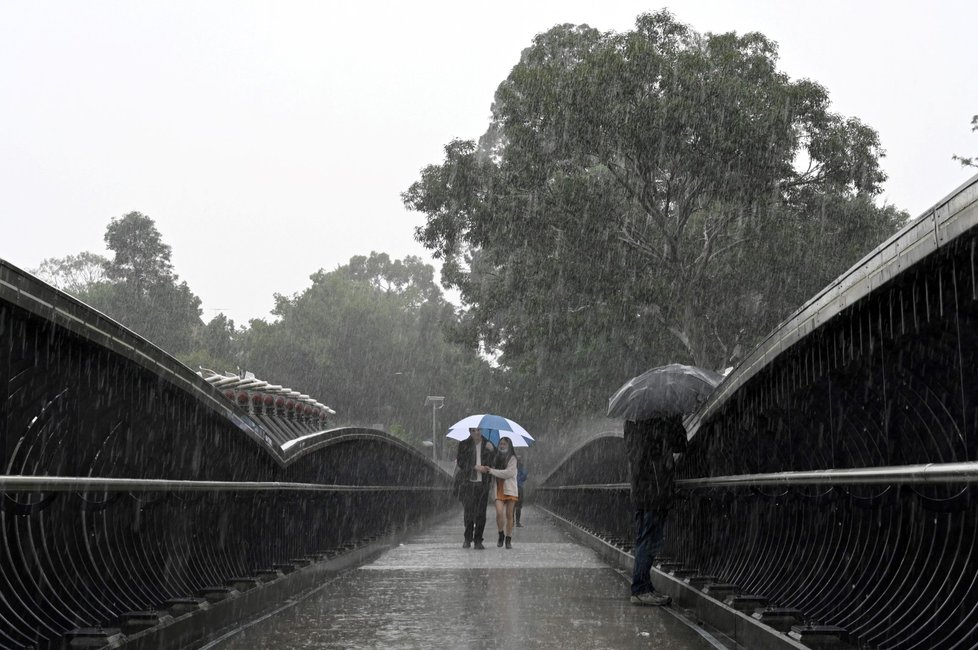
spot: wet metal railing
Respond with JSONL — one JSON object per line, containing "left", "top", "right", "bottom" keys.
{"left": 542, "top": 461, "right": 978, "bottom": 489}
{"left": 0, "top": 476, "right": 447, "bottom": 492}
{"left": 676, "top": 462, "right": 978, "bottom": 487}
{"left": 0, "top": 259, "right": 454, "bottom": 650}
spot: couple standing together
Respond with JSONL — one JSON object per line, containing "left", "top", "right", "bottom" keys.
{"left": 455, "top": 427, "right": 521, "bottom": 550}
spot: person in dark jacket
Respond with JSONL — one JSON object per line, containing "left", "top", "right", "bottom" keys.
{"left": 625, "top": 415, "right": 686, "bottom": 605}
{"left": 456, "top": 427, "right": 496, "bottom": 549}
{"left": 515, "top": 458, "right": 528, "bottom": 527}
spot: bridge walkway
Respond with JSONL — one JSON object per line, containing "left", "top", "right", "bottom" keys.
{"left": 204, "top": 506, "right": 716, "bottom": 649}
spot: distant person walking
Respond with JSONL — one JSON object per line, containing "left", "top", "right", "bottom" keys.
{"left": 625, "top": 415, "right": 686, "bottom": 606}
{"left": 478, "top": 435, "right": 519, "bottom": 548}
{"left": 456, "top": 427, "right": 496, "bottom": 549}
{"left": 515, "top": 457, "right": 527, "bottom": 527}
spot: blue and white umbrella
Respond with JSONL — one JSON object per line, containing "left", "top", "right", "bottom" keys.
{"left": 475, "top": 428, "right": 529, "bottom": 447}
{"left": 445, "top": 413, "right": 534, "bottom": 447}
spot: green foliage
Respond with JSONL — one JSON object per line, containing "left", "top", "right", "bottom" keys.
{"left": 39, "top": 211, "right": 206, "bottom": 357}
{"left": 33, "top": 251, "right": 109, "bottom": 294}
{"left": 404, "top": 11, "right": 907, "bottom": 422}
{"left": 178, "top": 313, "right": 241, "bottom": 372}
{"left": 81, "top": 275, "right": 203, "bottom": 356}
{"left": 387, "top": 423, "right": 425, "bottom": 448}
{"left": 103, "top": 211, "right": 175, "bottom": 289}
{"left": 241, "top": 252, "right": 497, "bottom": 447}
{"left": 953, "top": 115, "right": 978, "bottom": 168}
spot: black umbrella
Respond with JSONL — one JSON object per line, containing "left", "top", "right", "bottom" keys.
{"left": 607, "top": 364, "right": 722, "bottom": 420}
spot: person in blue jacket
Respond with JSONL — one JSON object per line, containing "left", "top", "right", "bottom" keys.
{"left": 515, "top": 458, "right": 528, "bottom": 527}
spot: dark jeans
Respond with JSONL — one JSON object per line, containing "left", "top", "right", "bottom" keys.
{"left": 515, "top": 486, "right": 524, "bottom": 522}
{"left": 632, "top": 509, "right": 666, "bottom": 595}
{"left": 461, "top": 481, "right": 490, "bottom": 542}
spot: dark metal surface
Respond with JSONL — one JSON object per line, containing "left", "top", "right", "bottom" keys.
{"left": 0, "top": 260, "right": 452, "bottom": 649}
{"left": 543, "top": 459, "right": 978, "bottom": 489}
{"left": 540, "top": 174, "right": 978, "bottom": 650}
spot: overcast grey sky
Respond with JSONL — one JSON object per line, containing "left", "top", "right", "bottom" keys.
{"left": 2, "top": 1, "right": 976, "bottom": 323}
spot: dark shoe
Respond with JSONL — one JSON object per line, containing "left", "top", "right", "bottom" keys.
{"left": 474, "top": 541, "right": 486, "bottom": 550}
{"left": 505, "top": 536, "right": 512, "bottom": 549}
{"left": 630, "top": 591, "right": 671, "bottom": 606}
{"left": 515, "top": 522, "right": 523, "bottom": 527}
{"left": 463, "top": 540, "right": 471, "bottom": 549}
{"left": 497, "top": 531, "right": 505, "bottom": 547}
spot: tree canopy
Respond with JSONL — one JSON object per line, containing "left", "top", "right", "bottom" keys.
{"left": 34, "top": 211, "right": 204, "bottom": 357}
{"left": 34, "top": 251, "right": 109, "bottom": 294}
{"left": 403, "top": 11, "right": 906, "bottom": 422}
{"left": 102, "top": 212, "right": 175, "bottom": 289}
{"left": 242, "top": 252, "right": 498, "bottom": 449}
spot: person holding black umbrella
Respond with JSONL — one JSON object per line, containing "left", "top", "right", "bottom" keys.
{"left": 624, "top": 415, "right": 687, "bottom": 605}
{"left": 608, "top": 364, "right": 721, "bottom": 606}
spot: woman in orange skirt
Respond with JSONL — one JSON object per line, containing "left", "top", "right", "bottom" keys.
{"left": 479, "top": 435, "right": 519, "bottom": 548}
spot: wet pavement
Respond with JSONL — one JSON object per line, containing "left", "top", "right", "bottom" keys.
{"left": 209, "top": 506, "right": 716, "bottom": 649}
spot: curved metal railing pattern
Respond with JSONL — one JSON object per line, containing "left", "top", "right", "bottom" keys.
{"left": 539, "top": 174, "right": 978, "bottom": 649}
{"left": 0, "top": 260, "right": 452, "bottom": 649}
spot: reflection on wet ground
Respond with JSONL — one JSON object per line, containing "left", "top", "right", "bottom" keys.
{"left": 211, "top": 506, "right": 715, "bottom": 649}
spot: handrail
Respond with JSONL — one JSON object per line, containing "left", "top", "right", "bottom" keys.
{"left": 675, "top": 461, "right": 978, "bottom": 487}
{"left": 0, "top": 476, "right": 447, "bottom": 493}
{"left": 536, "top": 484, "right": 628, "bottom": 491}
{"left": 539, "top": 461, "right": 978, "bottom": 489}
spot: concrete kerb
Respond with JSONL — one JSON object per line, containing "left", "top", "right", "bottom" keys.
{"left": 118, "top": 506, "right": 462, "bottom": 650}
{"left": 538, "top": 506, "right": 809, "bottom": 650}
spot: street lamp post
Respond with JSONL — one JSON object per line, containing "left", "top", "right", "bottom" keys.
{"left": 424, "top": 396, "right": 444, "bottom": 461}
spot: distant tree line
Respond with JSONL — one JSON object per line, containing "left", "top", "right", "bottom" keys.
{"left": 35, "top": 11, "right": 914, "bottom": 457}
{"left": 33, "top": 212, "right": 501, "bottom": 451}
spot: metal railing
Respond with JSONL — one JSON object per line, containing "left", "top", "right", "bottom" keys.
{"left": 0, "top": 475, "right": 448, "bottom": 492}
{"left": 541, "top": 460, "right": 978, "bottom": 489}
{"left": 0, "top": 260, "right": 454, "bottom": 649}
